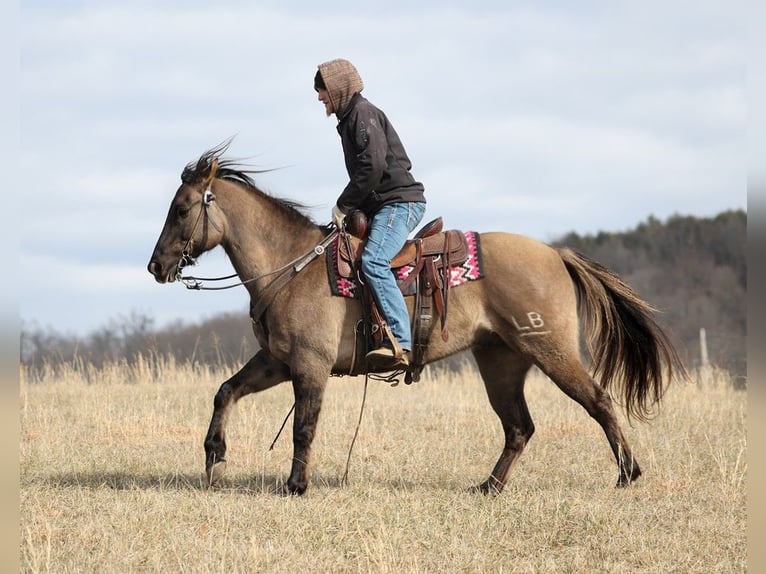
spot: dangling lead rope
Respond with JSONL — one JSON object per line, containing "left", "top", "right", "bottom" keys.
{"left": 268, "top": 403, "right": 295, "bottom": 451}
{"left": 342, "top": 374, "right": 369, "bottom": 487}
{"left": 267, "top": 373, "right": 370, "bottom": 487}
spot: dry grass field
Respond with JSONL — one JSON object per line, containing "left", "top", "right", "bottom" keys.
{"left": 21, "top": 358, "right": 746, "bottom": 573}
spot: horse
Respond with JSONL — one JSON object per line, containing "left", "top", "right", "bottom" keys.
{"left": 147, "top": 142, "right": 683, "bottom": 496}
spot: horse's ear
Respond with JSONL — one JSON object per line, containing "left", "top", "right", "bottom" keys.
{"left": 205, "top": 159, "right": 219, "bottom": 187}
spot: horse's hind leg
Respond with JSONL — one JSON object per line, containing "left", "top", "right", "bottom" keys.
{"left": 470, "top": 345, "right": 535, "bottom": 495}
{"left": 204, "top": 349, "right": 290, "bottom": 486}
{"left": 537, "top": 355, "right": 641, "bottom": 487}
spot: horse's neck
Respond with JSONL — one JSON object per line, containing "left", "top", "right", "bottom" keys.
{"left": 216, "top": 182, "right": 323, "bottom": 291}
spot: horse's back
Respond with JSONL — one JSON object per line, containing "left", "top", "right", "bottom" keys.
{"left": 478, "top": 231, "right": 571, "bottom": 285}
{"left": 455, "top": 231, "right": 580, "bottom": 343}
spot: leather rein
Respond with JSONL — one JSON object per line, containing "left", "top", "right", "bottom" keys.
{"left": 175, "top": 180, "right": 338, "bottom": 325}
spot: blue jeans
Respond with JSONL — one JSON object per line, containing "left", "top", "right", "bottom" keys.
{"left": 360, "top": 201, "right": 426, "bottom": 351}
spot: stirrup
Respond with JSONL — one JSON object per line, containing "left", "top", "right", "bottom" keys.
{"left": 366, "top": 347, "right": 410, "bottom": 371}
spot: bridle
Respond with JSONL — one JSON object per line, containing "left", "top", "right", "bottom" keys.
{"left": 176, "top": 186, "right": 217, "bottom": 279}
{"left": 172, "top": 167, "right": 339, "bottom": 325}
{"left": 174, "top": 158, "right": 223, "bottom": 279}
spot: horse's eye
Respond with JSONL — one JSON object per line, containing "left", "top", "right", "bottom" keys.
{"left": 177, "top": 206, "right": 190, "bottom": 219}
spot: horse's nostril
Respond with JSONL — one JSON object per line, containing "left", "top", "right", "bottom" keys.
{"left": 148, "top": 261, "right": 161, "bottom": 276}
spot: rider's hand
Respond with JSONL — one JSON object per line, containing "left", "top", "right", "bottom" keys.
{"left": 331, "top": 205, "right": 346, "bottom": 229}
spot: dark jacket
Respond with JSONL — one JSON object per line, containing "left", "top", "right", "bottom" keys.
{"left": 336, "top": 94, "right": 425, "bottom": 216}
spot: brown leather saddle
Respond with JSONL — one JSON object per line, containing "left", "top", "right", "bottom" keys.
{"left": 335, "top": 214, "right": 470, "bottom": 382}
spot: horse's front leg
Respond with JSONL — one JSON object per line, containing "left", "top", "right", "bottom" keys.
{"left": 284, "top": 371, "right": 329, "bottom": 495}
{"left": 204, "top": 349, "right": 290, "bottom": 486}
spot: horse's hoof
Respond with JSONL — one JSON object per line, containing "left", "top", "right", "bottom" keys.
{"left": 616, "top": 467, "right": 642, "bottom": 488}
{"left": 468, "top": 480, "right": 502, "bottom": 496}
{"left": 275, "top": 484, "right": 294, "bottom": 497}
{"left": 276, "top": 482, "right": 307, "bottom": 497}
{"left": 615, "top": 476, "right": 637, "bottom": 488}
{"left": 205, "top": 460, "right": 227, "bottom": 487}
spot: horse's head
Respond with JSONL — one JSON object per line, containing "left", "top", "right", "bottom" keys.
{"left": 147, "top": 150, "right": 226, "bottom": 284}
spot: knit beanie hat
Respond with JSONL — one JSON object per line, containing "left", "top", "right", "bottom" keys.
{"left": 316, "top": 59, "right": 364, "bottom": 118}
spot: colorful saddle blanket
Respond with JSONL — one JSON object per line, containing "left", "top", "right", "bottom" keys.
{"left": 327, "top": 230, "right": 485, "bottom": 298}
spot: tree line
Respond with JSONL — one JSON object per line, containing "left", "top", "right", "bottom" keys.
{"left": 21, "top": 210, "right": 746, "bottom": 383}
{"left": 552, "top": 209, "right": 746, "bottom": 381}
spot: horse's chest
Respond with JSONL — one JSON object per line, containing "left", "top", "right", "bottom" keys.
{"left": 251, "top": 320, "right": 269, "bottom": 349}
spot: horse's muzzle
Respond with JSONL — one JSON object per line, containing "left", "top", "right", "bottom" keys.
{"left": 147, "top": 260, "right": 170, "bottom": 284}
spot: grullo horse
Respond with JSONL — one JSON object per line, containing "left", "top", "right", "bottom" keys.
{"left": 147, "top": 143, "right": 683, "bottom": 495}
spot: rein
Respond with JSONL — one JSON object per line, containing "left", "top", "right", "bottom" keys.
{"left": 181, "top": 230, "right": 338, "bottom": 325}
{"left": 179, "top": 235, "right": 334, "bottom": 293}
{"left": 175, "top": 185, "right": 339, "bottom": 324}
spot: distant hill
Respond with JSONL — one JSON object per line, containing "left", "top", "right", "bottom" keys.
{"left": 21, "top": 210, "right": 746, "bottom": 383}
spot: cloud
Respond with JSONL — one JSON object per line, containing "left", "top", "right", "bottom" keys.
{"left": 20, "top": 1, "right": 746, "bottom": 334}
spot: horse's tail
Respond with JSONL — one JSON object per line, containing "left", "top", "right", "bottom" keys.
{"left": 557, "top": 247, "right": 685, "bottom": 421}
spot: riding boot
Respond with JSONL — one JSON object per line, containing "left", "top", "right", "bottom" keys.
{"left": 366, "top": 325, "right": 409, "bottom": 370}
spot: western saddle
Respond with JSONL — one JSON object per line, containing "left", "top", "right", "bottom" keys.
{"left": 335, "top": 211, "right": 470, "bottom": 383}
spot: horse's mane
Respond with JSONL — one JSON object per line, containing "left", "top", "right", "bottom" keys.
{"left": 181, "top": 138, "right": 319, "bottom": 228}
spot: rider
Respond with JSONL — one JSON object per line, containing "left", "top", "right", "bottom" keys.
{"left": 314, "top": 58, "right": 426, "bottom": 371}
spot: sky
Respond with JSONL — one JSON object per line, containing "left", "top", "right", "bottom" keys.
{"left": 18, "top": 1, "right": 746, "bottom": 337}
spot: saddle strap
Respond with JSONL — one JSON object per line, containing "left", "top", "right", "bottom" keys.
{"left": 438, "top": 230, "right": 453, "bottom": 341}
{"left": 410, "top": 274, "right": 433, "bottom": 379}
